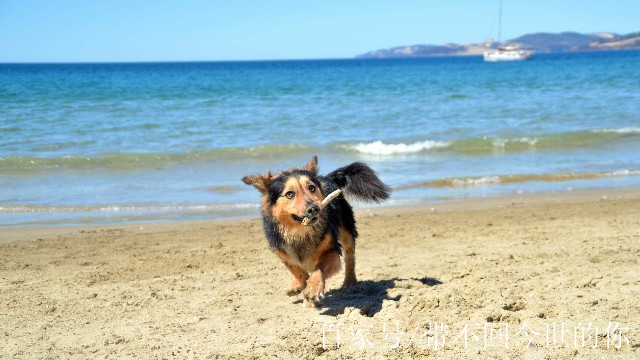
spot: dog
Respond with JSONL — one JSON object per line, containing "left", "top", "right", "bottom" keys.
{"left": 242, "top": 156, "right": 390, "bottom": 307}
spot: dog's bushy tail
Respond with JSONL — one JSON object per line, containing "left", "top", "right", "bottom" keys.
{"left": 326, "top": 162, "right": 391, "bottom": 203}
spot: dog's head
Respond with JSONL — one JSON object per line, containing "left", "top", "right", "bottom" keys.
{"left": 242, "top": 156, "right": 326, "bottom": 229}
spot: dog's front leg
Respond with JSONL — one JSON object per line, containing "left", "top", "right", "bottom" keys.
{"left": 303, "top": 250, "right": 341, "bottom": 307}
{"left": 275, "top": 250, "right": 309, "bottom": 296}
{"left": 285, "top": 263, "right": 309, "bottom": 296}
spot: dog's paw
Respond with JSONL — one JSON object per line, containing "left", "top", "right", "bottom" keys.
{"left": 303, "top": 271, "right": 325, "bottom": 304}
{"left": 286, "top": 278, "right": 306, "bottom": 296}
{"left": 342, "top": 273, "right": 358, "bottom": 288}
{"left": 303, "top": 297, "right": 318, "bottom": 308}
{"left": 342, "top": 277, "right": 357, "bottom": 288}
{"left": 287, "top": 288, "right": 302, "bottom": 296}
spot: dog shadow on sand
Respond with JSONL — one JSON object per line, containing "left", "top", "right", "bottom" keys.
{"left": 305, "top": 277, "right": 442, "bottom": 317}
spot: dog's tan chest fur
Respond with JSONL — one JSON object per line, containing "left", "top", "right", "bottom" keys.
{"left": 279, "top": 232, "right": 331, "bottom": 272}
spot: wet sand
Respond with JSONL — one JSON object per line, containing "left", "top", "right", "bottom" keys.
{"left": 1, "top": 189, "right": 639, "bottom": 358}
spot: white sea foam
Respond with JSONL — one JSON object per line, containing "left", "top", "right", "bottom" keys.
{"left": 451, "top": 176, "right": 501, "bottom": 187}
{"left": 491, "top": 137, "right": 538, "bottom": 148}
{"left": 606, "top": 169, "right": 640, "bottom": 177}
{"left": 592, "top": 127, "right": 640, "bottom": 134}
{"left": 0, "top": 203, "right": 259, "bottom": 213}
{"left": 349, "top": 140, "right": 450, "bottom": 155}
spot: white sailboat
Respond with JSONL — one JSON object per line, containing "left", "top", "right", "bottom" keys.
{"left": 483, "top": 0, "right": 533, "bottom": 62}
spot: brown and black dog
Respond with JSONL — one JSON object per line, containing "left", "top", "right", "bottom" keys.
{"left": 242, "top": 156, "right": 390, "bottom": 307}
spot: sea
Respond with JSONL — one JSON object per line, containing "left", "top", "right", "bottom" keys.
{"left": 1, "top": 51, "right": 640, "bottom": 227}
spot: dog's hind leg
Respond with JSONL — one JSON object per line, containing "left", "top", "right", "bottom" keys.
{"left": 275, "top": 250, "right": 308, "bottom": 296}
{"left": 339, "top": 227, "right": 357, "bottom": 287}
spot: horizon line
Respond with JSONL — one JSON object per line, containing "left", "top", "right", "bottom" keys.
{"left": 2, "top": 28, "right": 637, "bottom": 65}
{"left": 3, "top": 49, "right": 640, "bottom": 65}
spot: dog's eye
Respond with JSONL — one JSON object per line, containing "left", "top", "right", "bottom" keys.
{"left": 308, "top": 184, "right": 316, "bottom": 193}
{"left": 285, "top": 191, "right": 295, "bottom": 199}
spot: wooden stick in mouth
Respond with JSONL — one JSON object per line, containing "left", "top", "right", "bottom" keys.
{"left": 301, "top": 189, "right": 342, "bottom": 225}
{"left": 320, "top": 189, "right": 342, "bottom": 207}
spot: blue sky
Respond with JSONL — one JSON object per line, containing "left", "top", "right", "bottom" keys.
{"left": 1, "top": 0, "right": 638, "bottom": 62}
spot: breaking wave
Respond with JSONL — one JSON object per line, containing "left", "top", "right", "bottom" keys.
{"left": 396, "top": 169, "right": 640, "bottom": 189}
{"left": 347, "top": 140, "right": 450, "bottom": 155}
{"left": 345, "top": 127, "right": 640, "bottom": 155}
{"left": 2, "top": 127, "right": 639, "bottom": 173}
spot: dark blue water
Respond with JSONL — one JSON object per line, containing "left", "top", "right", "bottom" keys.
{"left": 1, "top": 51, "right": 640, "bottom": 227}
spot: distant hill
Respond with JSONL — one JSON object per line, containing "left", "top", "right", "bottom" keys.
{"left": 510, "top": 32, "right": 601, "bottom": 52}
{"left": 356, "top": 31, "right": 640, "bottom": 58}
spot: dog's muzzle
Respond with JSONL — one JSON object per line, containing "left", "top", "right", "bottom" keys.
{"left": 292, "top": 204, "right": 320, "bottom": 226}
{"left": 305, "top": 204, "right": 320, "bottom": 218}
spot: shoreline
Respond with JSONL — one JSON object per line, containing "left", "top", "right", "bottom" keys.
{"left": 2, "top": 185, "right": 640, "bottom": 242}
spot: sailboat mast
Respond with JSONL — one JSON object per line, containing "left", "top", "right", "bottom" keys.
{"left": 498, "top": 0, "right": 502, "bottom": 43}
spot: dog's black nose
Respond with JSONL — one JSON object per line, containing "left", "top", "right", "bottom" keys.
{"left": 305, "top": 204, "right": 320, "bottom": 217}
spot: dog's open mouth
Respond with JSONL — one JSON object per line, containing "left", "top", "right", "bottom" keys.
{"left": 292, "top": 214, "right": 318, "bottom": 226}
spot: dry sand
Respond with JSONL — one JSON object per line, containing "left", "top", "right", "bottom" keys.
{"left": 1, "top": 189, "right": 639, "bottom": 359}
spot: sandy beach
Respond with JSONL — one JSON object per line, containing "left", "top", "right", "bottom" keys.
{"left": 1, "top": 189, "right": 639, "bottom": 359}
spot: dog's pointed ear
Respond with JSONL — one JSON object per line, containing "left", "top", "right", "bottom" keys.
{"left": 242, "top": 172, "right": 271, "bottom": 193}
{"left": 303, "top": 155, "right": 318, "bottom": 173}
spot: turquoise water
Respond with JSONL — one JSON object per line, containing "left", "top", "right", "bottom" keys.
{"left": 1, "top": 51, "right": 640, "bottom": 227}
